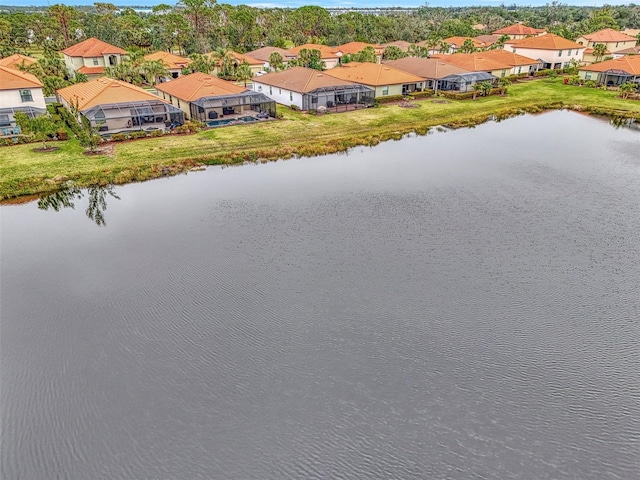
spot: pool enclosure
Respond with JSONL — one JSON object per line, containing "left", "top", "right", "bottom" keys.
{"left": 81, "top": 100, "right": 185, "bottom": 134}
{"left": 596, "top": 69, "right": 640, "bottom": 87}
{"left": 189, "top": 92, "right": 276, "bottom": 122}
{"left": 301, "top": 84, "right": 375, "bottom": 112}
{"left": 0, "top": 106, "right": 46, "bottom": 131}
{"left": 437, "top": 72, "right": 498, "bottom": 93}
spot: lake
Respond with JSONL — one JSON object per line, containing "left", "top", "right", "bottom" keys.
{"left": 2, "top": 110, "right": 639, "bottom": 479}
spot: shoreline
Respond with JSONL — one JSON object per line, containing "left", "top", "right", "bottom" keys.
{"left": 2, "top": 78, "right": 640, "bottom": 201}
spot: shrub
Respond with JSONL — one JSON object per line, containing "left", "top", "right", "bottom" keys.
{"left": 129, "top": 131, "right": 147, "bottom": 140}
{"left": 408, "top": 89, "right": 435, "bottom": 98}
{"left": 174, "top": 125, "right": 191, "bottom": 134}
{"left": 290, "top": 104, "right": 300, "bottom": 111}
{"left": 150, "top": 129, "right": 164, "bottom": 137}
{"left": 534, "top": 69, "right": 553, "bottom": 77}
{"left": 110, "top": 133, "right": 128, "bottom": 142}
{"left": 377, "top": 94, "right": 405, "bottom": 103}
{"left": 438, "top": 91, "right": 477, "bottom": 100}
{"left": 584, "top": 80, "right": 597, "bottom": 88}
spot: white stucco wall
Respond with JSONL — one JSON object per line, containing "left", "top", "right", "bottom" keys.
{"left": 0, "top": 87, "right": 46, "bottom": 109}
{"left": 252, "top": 81, "right": 304, "bottom": 108}
{"left": 506, "top": 46, "right": 584, "bottom": 68}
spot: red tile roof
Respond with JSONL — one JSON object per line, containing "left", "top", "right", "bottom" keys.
{"left": 245, "top": 46, "right": 297, "bottom": 63}
{"left": 253, "top": 66, "right": 357, "bottom": 93}
{"left": 144, "top": 51, "right": 191, "bottom": 70}
{"left": 0, "top": 53, "right": 38, "bottom": 70}
{"left": 0, "top": 65, "right": 43, "bottom": 90}
{"left": 155, "top": 72, "right": 246, "bottom": 101}
{"left": 324, "top": 62, "right": 425, "bottom": 86}
{"left": 62, "top": 37, "right": 126, "bottom": 58}
{"left": 333, "top": 42, "right": 384, "bottom": 56}
{"left": 493, "top": 24, "right": 546, "bottom": 36}
{"left": 77, "top": 66, "right": 106, "bottom": 75}
{"left": 289, "top": 44, "right": 339, "bottom": 60}
{"left": 578, "top": 55, "right": 640, "bottom": 75}
{"left": 507, "top": 33, "right": 584, "bottom": 51}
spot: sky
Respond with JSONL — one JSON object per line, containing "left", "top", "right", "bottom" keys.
{"left": 0, "top": 0, "right": 631, "bottom": 8}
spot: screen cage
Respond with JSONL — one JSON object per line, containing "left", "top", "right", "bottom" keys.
{"left": 190, "top": 92, "right": 276, "bottom": 122}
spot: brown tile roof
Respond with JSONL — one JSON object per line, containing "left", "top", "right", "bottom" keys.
{"left": 253, "top": 66, "right": 357, "bottom": 93}
{"left": 61, "top": 37, "right": 126, "bottom": 58}
{"left": 0, "top": 53, "right": 37, "bottom": 70}
{"left": 56, "top": 77, "right": 163, "bottom": 111}
{"left": 324, "top": 62, "right": 424, "bottom": 86}
{"left": 0, "top": 65, "right": 43, "bottom": 90}
{"left": 144, "top": 51, "right": 191, "bottom": 70}
{"left": 580, "top": 29, "right": 637, "bottom": 43}
{"left": 229, "top": 51, "right": 264, "bottom": 66}
{"left": 443, "top": 37, "right": 486, "bottom": 48}
{"left": 623, "top": 29, "right": 640, "bottom": 37}
{"left": 382, "top": 41, "right": 414, "bottom": 52}
{"left": 474, "top": 35, "right": 501, "bottom": 46}
{"left": 245, "top": 46, "right": 297, "bottom": 63}
{"left": 77, "top": 65, "right": 106, "bottom": 75}
{"left": 615, "top": 45, "right": 640, "bottom": 55}
{"left": 155, "top": 72, "right": 246, "bottom": 101}
{"left": 289, "top": 44, "right": 339, "bottom": 60}
{"left": 433, "top": 53, "right": 511, "bottom": 72}
{"left": 578, "top": 55, "right": 640, "bottom": 75}
{"left": 382, "top": 57, "right": 470, "bottom": 79}
{"left": 333, "top": 42, "right": 384, "bottom": 56}
{"left": 478, "top": 49, "right": 540, "bottom": 66}
{"left": 506, "top": 33, "right": 584, "bottom": 51}
{"left": 493, "top": 24, "right": 546, "bottom": 36}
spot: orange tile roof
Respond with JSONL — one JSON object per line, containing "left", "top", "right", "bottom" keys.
{"left": 245, "top": 46, "right": 297, "bottom": 63}
{"left": 56, "top": 77, "right": 164, "bottom": 111}
{"left": 584, "top": 47, "right": 611, "bottom": 55}
{"left": 0, "top": 53, "right": 37, "bottom": 70}
{"left": 229, "top": 51, "right": 264, "bottom": 66}
{"left": 478, "top": 49, "right": 540, "bottom": 66}
{"left": 578, "top": 55, "right": 640, "bottom": 75}
{"left": 443, "top": 37, "right": 486, "bottom": 48}
{"left": 0, "top": 65, "right": 42, "bottom": 90}
{"left": 474, "top": 35, "right": 501, "bottom": 46}
{"left": 580, "top": 29, "right": 636, "bottom": 43}
{"left": 61, "top": 37, "right": 126, "bottom": 58}
{"left": 253, "top": 66, "right": 357, "bottom": 93}
{"left": 155, "top": 72, "right": 246, "bottom": 101}
{"left": 144, "top": 51, "right": 191, "bottom": 70}
{"left": 507, "top": 33, "right": 584, "bottom": 51}
{"left": 324, "top": 62, "right": 424, "bottom": 86}
{"left": 382, "top": 58, "right": 470, "bottom": 79}
{"left": 289, "top": 44, "right": 339, "bottom": 60}
{"left": 493, "top": 24, "right": 546, "bottom": 36}
{"left": 77, "top": 65, "right": 106, "bottom": 75}
{"left": 435, "top": 53, "right": 511, "bottom": 72}
{"left": 333, "top": 42, "right": 384, "bottom": 56}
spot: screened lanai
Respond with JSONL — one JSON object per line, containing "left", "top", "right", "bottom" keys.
{"left": 189, "top": 92, "right": 276, "bottom": 123}
{"left": 81, "top": 100, "right": 184, "bottom": 134}
{"left": 597, "top": 69, "right": 640, "bottom": 87}
{"left": 302, "top": 84, "right": 375, "bottom": 112}
{"left": 437, "top": 72, "right": 497, "bottom": 93}
{"left": 0, "top": 106, "right": 46, "bottom": 129}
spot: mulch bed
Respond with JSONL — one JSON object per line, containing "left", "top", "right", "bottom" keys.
{"left": 33, "top": 146, "right": 60, "bottom": 153}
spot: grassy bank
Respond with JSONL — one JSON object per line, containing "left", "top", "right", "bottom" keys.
{"left": 2, "top": 77, "right": 640, "bottom": 200}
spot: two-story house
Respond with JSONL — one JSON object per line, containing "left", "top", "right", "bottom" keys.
{"left": 504, "top": 34, "right": 585, "bottom": 70}
{"left": 61, "top": 37, "right": 126, "bottom": 79}
{"left": 0, "top": 65, "right": 46, "bottom": 130}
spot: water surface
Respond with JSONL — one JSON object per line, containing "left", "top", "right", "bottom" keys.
{"left": 2, "top": 111, "right": 639, "bottom": 479}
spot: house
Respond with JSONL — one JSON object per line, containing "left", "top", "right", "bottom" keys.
{"left": 0, "top": 65, "right": 46, "bottom": 130}
{"left": 382, "top": 41, "right": 414, "bottom": 53}
{"left": 288, "top": 44, "right": 341, "bottom": 69}
{"left": 143, "top": 51, "right": 191, "bottom": 81}
{"left": 440, "top": 37, "right": 488, "bottom": 54}
{"left": 56, "top": 77, "right": 184, "bottom": 134}
{"left": 227, "top": 52, "right": 265, "bottom": 76}
{"left": 493, "top": 23, "right": 547, "bottom": 40}
{"left": 244, "top": 46, "right": 297, "bottom": 70}
{"left": 323, "top": 62, "right": 425, "bottom": 97}
{"left": 333, "top": 42, "right": 384, "bottom": 63}
{"left": 251, "top": 66, "right": 375, "bottom": 111}
{"left": 474, "top": 35, "right": 502, "bottom": 48}
{"left": 0, "top": 54, "right": 38, "bottom": 71}
{"left": 155, "top": 71, "right": 275, "bottom": 123}
{"left": 475, "top": 49, "right": 541, "bottom": 75}
{"left": 504, "top": 34, "right": 585, "bottom": 70}
{"left": 432, "top": 53, "right": 514, "bottom": 78}
{"left": 61, "top": 37, "right": 126, "bottom": 79}
{"left": 578, "top": 55, "right": 640, "bottom": 86}
{"left": 382, "top": 57, "right": 471, "bottom": 92}
{"left": 576, "top": 29, "right": 637, "bottom": 54}
{"left": 582, "top": 47, "right": 612, "bottom": 64}
{"left": 613, "top": 45, "right": 640, "bottom": 57}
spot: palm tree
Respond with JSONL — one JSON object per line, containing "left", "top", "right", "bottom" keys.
{"left": 592, "top": 43, "right": 607, "bottom": 63}
{"left": 268, "top": 51, "right": 284, "bottom": 71}
{"left": 439, "top": 41, "right": 451, "bottom": 54}
{"left": 471, "top": 82, "right": 483, "bottom": 100}
{"left": 460, "top": 39, "right": 476, "bottom": 54}
{"left": 498, "top": 77, "right": 511, "bottom": 96}
{"left": 141, "top": 59, "right": 169, "bottom": 85}
{"left": 235, "top": 62, "right": 253, "bottom": 87}
{"left": 480, "top": 81, "right": 494, "bottom": 97}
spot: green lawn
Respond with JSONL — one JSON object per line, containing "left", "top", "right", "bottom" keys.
{"left": 2, "top": 78, "right": 640, "bottom": 200}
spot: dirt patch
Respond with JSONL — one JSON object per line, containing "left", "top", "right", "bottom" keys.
{"left": 431, "top": 99, "right": 451, "bottom": 104}
{"left": 83, "top": 143, "right": 114, "bottom": 157}
{"left": 398, "top": 101, "right": 420, "bottom": 109}
{"left": 33, "top": 146, "right": 60, "bottom": 153}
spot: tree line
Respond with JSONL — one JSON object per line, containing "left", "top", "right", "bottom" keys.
{"left": 1, "top": 2, "right": 639, "bottom": 58}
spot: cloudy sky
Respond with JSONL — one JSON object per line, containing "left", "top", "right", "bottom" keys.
{"left": 0, "top": 0, "right": 627, "bottom": 8}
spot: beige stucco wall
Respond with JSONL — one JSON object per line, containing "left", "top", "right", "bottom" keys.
{"left": 576, "top": 38, "right": 636, "bottom": 53}
{"left": 0, "top": 87, "right": 46, "bottom": 109}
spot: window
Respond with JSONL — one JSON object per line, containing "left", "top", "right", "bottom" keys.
{"left": 517, "top": 66, "right": 522, "bottom": 74}
{"left": 382, "top": 86, "right": 389, "bottom": 96}
{"left": 279, "top": 89, "right": 281, "bottom": 94}
{"left": 501, "top": 70, "right": 506, "bottom": 77}
{"left": 289, "top": 91, "right": 293, "bottom": 101}
{"left": 567, "top": 50, "right": 572, "bottom": 56}
{"left": 169, "top": 95, "right": 173, "bottom": 102}
{"left": 0, "top": 114, "right": 10, "bottom": 126}
{"left": 513, "top": 48, "right": 516, "bottom": 53}
{"left": 558, "top": 50, "right": 563, "bottom": 57}
{"left": 616, "top": 42, "right": 619, "bottom": 48}
{"left": 269, "top": 86, "right": 272, "bottom": 95}
{"left": 93, "top": 58, "right": 99, "bottom": 65}
{"left": 585, "top": 72, "right": 591, "bottom": 80}
{"left": 19, "top": 89, "right": 33, "bottom": 102}
{"left": 177, "top": 99, "right": 180, "bottom": 108}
